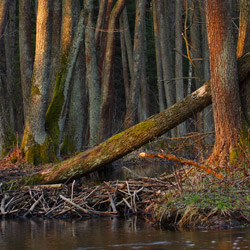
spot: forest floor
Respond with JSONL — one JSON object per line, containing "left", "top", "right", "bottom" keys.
{"left": 0, "top": 133, "right": 249, "bottom": 230}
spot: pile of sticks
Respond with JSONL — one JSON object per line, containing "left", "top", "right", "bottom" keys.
{"left": 0, "top": 177, "right": 171, "bottom": 218}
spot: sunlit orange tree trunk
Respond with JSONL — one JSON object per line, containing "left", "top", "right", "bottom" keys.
{"left": 205, "top": 0, "right": 242, "bottom": 167}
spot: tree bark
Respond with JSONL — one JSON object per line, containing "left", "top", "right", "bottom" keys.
{"left": 85, "top": 0, "right": 101, "bottom": 147}
{"left": 175, "top": 0, "right": 186, "bottom": 136}
{"left": 0, "top": 0, "right": 8, "bottom": 36}
{"left": 45, "top": 7, "right": 86, "bottom": 157}
{"left": 152, "top": 0, "right": 165, "bottom": 112}
{"left": 21, "top": 0, "right": 54, "bottom": 164}
{"left": 237, "top": 0, "right": 250, "bottom": 126}
{"left": 98, "top": 0, "right": 127, "bottom": 142}
{"left": 4, "top": 0, "right": 16, "bottom": 130}
{"left": 205, "top": 0, "right": 242, "bottom": 166}
{"left": 124, "top": 0, "right": 146, "bottom": 129}
{"left": 19, "top": 0, "right": 34, "bottom": 119}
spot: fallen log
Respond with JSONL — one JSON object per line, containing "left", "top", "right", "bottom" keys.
{"left": 6, "top": 55, "right": 250, "bottom": 187}
{"left": 8, "top": 81, "right": 212, "bottom": 187}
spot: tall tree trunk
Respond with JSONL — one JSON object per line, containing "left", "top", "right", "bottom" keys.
{"left": 175, "top": 0, "right": 186, "bottom": 136}
{"left": 48, "top": 0, "right": 62, "bottom": 103}
{"left": 4, "top": 0, "right": 16, "bottom": 130}
{"left": 139, "top": 47, "right": 149, "bottom": 122}
{"left": 95, "top": 0, "right": 108, "bottom": 48}
{"left": 0, "top": 0, "right": 8, "bottom": 35}
{"left": 85, "top": 0, "right": 101, "bottom": 147}
{"left": 155, "top": 0, "right": 176, "bottom": 137}
{"left": 45, "top": 7, "right": 87, "bottom": 158}
{"left": 122, "top": 6, "right": 133, "bottom": 78}
{"left": 0, "top": 0, "right": 16, "bottom": 156}
{"left": 61, "top": 45, "right": 87, "bottom": 155}
{"left": 61, "top": 0, "right": 87, "bottom": 155}
{"left": 205, "top": 0, "right": 242, "bottom": 166}
{"left": 21, "top": 0, "right": 54, "bottom": 164}
{"left": 189, "top": 0, "right": 203, "bottom": 133}
{"left": 19, "top": 0, "right": 34, "bottom": 119}
{"left": 98, "top": 0, "right": 127, "bottom": 142}
{"left": 237, "top": 0, "right": 250, "bottom": 125}
{"left": 152, "top": 0, "right": 165, "bottom": 112}
{"left": 199, "top": 1, "right": 213, "bottom": 139}
{"left": 124, "top": 0, "right": 146, "bottom": 129}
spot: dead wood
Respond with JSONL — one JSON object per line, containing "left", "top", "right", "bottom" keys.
{"left": 4, "top": 55, "right": 250, "bottom": 187}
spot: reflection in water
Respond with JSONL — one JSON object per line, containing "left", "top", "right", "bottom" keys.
{"left": 0, "top": 217, "right": 249, "bottom": 250}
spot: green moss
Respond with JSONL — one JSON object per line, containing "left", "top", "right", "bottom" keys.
{"left": 229, "top": 127, "right": 250, "bottom": 168}
{"left": 1, "top": 129, "right": 17, "bottom": 157}
{"left": 60, "top": 134, "right": 76, "bottom": 156}
{"left": 45, "top": 67, "right": 66, "bottom": 152}
{"left": 23, "top": 132, "right": 57, "bottom": 165}
{"left": 30, "top": 84, "right": 40, "bottom": 96}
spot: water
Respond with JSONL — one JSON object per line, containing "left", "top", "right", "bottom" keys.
{"left": 0, "top": 217, "right": 249, "bottom": 250}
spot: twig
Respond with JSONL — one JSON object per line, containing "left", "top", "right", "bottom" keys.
{"left": 71, "top": 180, "right": 75, "bottom": 200}
{"left": 139, "top": 152, "right": 224, "bottom": 179}
{"left": 108, "top": 191, "right": 117, "bottom": 213}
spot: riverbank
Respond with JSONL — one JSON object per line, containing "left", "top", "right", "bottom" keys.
{"left": 0, "top": 135, "right": 249, "bottom": 230}
{"left": 0, "top": 167, "right": 249, "bottom": 230}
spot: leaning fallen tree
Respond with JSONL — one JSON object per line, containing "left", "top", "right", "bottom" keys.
{"left": 7, "top": 54, "right": 250, "bottom": 187}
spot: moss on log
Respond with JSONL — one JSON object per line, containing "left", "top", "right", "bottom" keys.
{"left": 6, "top": 55, "right": 250, "bottom": 187}
{"left": 9, "top": 81, "right": 212, "bottom": 187}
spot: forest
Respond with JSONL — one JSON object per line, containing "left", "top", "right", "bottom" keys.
{"left": 0, "top": 0, "right": 249, "bottom": 186}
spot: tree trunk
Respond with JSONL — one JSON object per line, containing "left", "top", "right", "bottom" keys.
{"left": 61, "top": 1, "right": 87, "bottom": 155}
{"left": 85, "top": 0, "right": 101, "bottom": 147}
{"left": 45, "top": 7, "right": 87, "bottom": 157}
{"left": 237, "top": 0, "right": 250, "bottom": 126}
{"left": 155, "top": 0, "right": 176, "bottom": 137}
{"left": 19, "top": 0, "right": 34, "bottom": 119}
{"left": 205, "top": 0, "right": 242, "bottom": 166}
{"left": 4, "top": 0, "right": 16, "bottom": 130}
{"left": 119, "top": 11, "right": 130, "bottom": 109}
{"left": 98, "top": 0, "right": 127, "bottom": 142}
{"left": 175, "top": 0, "right": 186, "bottom": 136}
{"left": 0, "top": 0, "right": 8, "bottom": 35}
{"left": 152, "top": 0, "right": 165, "bottom": 112}
{"left": 21, "top": 0, "right": 54, "bottom": 165}
{"left": 14, "top": 81, "right": 213, "bottom": 186}
{"left": 199, "top": 0, "right": 213, "bottom": 138}
{"left": 48, "top": 0, "right": 61, "bottom": 103}
{"left": 124, "top": 0, "right": 146, "bottom": 129}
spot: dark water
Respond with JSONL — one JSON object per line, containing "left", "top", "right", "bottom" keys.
{"left": 0, "top": 217, "right": 249, "bottom": 250}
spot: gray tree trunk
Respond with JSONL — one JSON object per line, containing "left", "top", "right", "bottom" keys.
{"left": 152, "top": 0, "right": 165, "bottom": 112}
{"left": 48, "top": 0, "right": 62, "bottom": 103}
{"left": 21, "top": 0, "right": 54, "bottom": 164}
{"left": 155, "top": 0, "right": 176, "bottom": 137}
{"left": 85, "top": 0, "right": 100, "bottom": 147}
{"left": 124, "top": 0, "right": 146, "bottom": 129}
{"left": 19, "top": 0, "right": 34, "bottom": 119}
{"left": 45, "top": 6, "right": 87, "bottom": 157}
{"left": 189, "top": 0, "right": 203, "bottom": 133}
{"left": 175, "top": 0, "right": 186, "bottom": 136}
{"left": 4, "top": 0, "right": 16, "bottom": 130}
